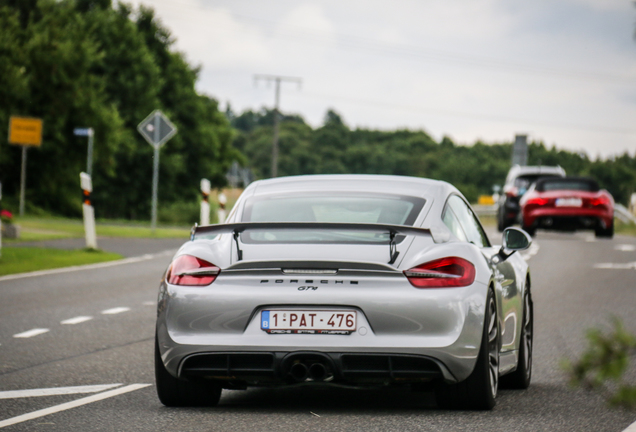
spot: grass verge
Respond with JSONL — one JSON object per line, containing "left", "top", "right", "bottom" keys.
{"left": 4, "top": 217, "right": 190, "bottom": 242}
{"left": 615, "top": 220, "right": 636, "bottom": 236}
{"left": 0, "top": 247, "right": 123, "bottom": 276}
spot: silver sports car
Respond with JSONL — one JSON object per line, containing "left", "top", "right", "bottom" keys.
{"left": 155, "top": 175, "right": 533, "bottom": 410}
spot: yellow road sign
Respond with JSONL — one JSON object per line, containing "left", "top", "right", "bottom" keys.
{"left": 9, "top": 116, "right": 43, "bottom": 146}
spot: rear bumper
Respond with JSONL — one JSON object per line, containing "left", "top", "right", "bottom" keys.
{"left": 155, "top": 260, "right": 491, "bottom": 385}
{"left": 523, "top": 207, "right": 612, "bottom": 231}
{"left": 178, "top": 351, "right": 447, "bottom": 387}
{"left": 499, "top": 197, "right": 520, "bottom": 220}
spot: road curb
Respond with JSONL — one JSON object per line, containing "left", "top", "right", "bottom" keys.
{"left": 0, "top": 249, "right": 175, "bottom": 282}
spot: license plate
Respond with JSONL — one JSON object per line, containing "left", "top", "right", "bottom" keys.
{"left": 261, "top": 310, "right": 357, "bottom": 334}
{"left": 556, "top": 198, "right": 582, "bottom": 207}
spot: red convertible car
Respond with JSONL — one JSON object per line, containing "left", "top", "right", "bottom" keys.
{"left": 519, "top": 177, "right": 614, "bottom": 238}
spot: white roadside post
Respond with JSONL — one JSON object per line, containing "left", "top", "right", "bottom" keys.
{"left": 217, "top": 192, "right": 227, "bottom": 224}
{"left": 80, "top": 172, "right": 97, "bottom": 249}
{"left": 200, "top": 179, "right": 211, "bottom": 226}
{"left": 0, "top": 182, "right": 3, "bottom": 258}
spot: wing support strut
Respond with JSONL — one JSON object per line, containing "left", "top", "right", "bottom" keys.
{"left": 233, "top": 230, "right": 243, "bottom": 261}
{"left": 388, "top": 231, "right": 399, "bottom": 264}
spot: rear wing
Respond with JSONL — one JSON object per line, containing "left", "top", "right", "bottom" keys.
{"left": 191, "top": 222, "right": 432, "bottom": 264}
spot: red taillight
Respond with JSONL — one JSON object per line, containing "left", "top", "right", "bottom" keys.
{"left": 588, "top": 196, "right": 610, "bottom": 207}
{"left": 167, "top": 255, "right": 220, "bottom": 286}
{"left": 404, "top": 257, "right": 476, "bottom": 288}
{"left": 526, "top": 197, "right": 549, "bottom": 206}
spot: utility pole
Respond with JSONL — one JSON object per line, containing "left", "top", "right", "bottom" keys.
{"left": 254, "top": 74, "right": 302, "bottom": 178}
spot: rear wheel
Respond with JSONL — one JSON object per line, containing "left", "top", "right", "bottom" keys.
{"left": 155, "top": 337, "right": 222, "bottom": 407}
{"left": 500, "top": 287, "right": 533, "bottom": 389}
{"left": 497, "top": 209, "right": 512, "bottom": 232}
{"left": 435, "top": 289, "right": 499, "bottom": 410}
{"left": 497, "top": 210, "right": 506, "bottom": 232}
{"left": 595, "top": 223, "right": 614, "bottom": 239}
{"left": 522, "top": 224, "right": 535, "bottom": 237}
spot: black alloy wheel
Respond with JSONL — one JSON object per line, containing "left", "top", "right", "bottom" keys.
{"left": 500, "top": 287, "right": 533, "bottom": 389}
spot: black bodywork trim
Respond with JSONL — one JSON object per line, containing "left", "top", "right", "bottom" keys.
{"left": 179, "top": 351, "right": 444, "bottom": 385}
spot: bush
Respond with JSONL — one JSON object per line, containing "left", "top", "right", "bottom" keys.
{"left": 563, "top": 318, "right": 636, "bottom": 409}
{"left": 157, "top": 200, "right": 217, "bottom": 226}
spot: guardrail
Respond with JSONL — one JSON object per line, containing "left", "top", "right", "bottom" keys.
{"left": 615, "top": 204, "right": 636, "bottom": 225}
{"left": 472, "top": 204, "right": 497, "bottom": 217}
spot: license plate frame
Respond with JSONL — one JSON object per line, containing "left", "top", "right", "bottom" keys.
{"left": 261, "top": 310, "right": 357, "bottom": 335}
{"left": 555, "top": 198, "right": 582, "bottom": 207}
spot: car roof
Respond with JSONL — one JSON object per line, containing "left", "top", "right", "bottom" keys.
{"left": 509, "top": 165, "right": 566, "bottom": 177}
{"left": 506, "top": 165, "right": 566, "bottom": 183}
{"left": 246, "top": 174, "right": 455, "bottom": 200}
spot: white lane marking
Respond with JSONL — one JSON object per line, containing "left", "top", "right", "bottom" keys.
{"left": 61, "top": 316, "right": 93, "bottom": 325}
{"left": 0, "top": 384, "right": 150, "bottom": 429}
{"left": 0, "top": 249, "right": 176, "bottom": 282}
{"left": 101, "top": 307, "right": 130, "bottom": 315}
{"left": 142, "top": 301, "right": 155, "bottom": 306}
{"left": 13, "top": 328, "right": 49, "bottom": 338}
{"left": 0, "top": 384, "right": 122, "bottom": 400}
{"left": 521, "top": 242, "right": 540, "bottom": 261}
{"left": 624, "top": 419, "right": 636, "bottom": 432}
{"left": 594, "top": 262, "right": 636, "bottom": 270}
{"left": 585, "top": 236, "right": 596, "bottom": 242}
{"left": 615, "top": 244, "right": 636, "bottom": 252}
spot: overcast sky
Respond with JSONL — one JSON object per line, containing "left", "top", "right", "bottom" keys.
{"left": 129, "top": 0, "right": 636, "bottom": 158}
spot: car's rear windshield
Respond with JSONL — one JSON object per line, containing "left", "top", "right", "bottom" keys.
{"left": 514, "top": 174, "right": 560, "bottom": 189}
{"left": 241, "top": 193, "right": 425, "bottom": 243}
{"left": 536, "top": 178, "right": 600, "bottom": 192}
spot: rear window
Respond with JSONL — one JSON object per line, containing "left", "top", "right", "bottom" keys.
{"left": 537, "top": 178, "right": 600, "bottom": 192}
{"left": 514, "top": 174, "right": 559, "bottom": 189}
{"left": 241, "top": 193, "right": 425, "bottom": 243}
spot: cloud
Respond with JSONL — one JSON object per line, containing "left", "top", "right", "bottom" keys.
{"left": 130, "top": 0, "right": 636, "bottom": 156}
{"left": 130, "top": 0, "right": 273, "bottom": 69}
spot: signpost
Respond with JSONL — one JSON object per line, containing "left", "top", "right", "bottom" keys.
{"left": 74, "top": 128, "right": 94, "bottom": 176}
{"left": 0, "top": 182, "right": 3, "bottom": 258}
{"left": 137, "top": 110, "right": 177, "bottom": 231}
{"left": 512, "top": 134, "right": 528, "bottom": 167}
{"left": 8, "top": 116, "right": 43, "bottom": 216}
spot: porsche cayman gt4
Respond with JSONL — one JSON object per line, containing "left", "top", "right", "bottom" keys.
{"left": 155, "top": 175, "right": 533, "bottom": 410}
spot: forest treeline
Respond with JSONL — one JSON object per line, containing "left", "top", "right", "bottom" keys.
{"left": 230, "top": 108, "right": 636, "bottom": 205}
{"left": 0, "top": 0, "right": 238, "bottom": 219}
{"left": 1, "top": 0, "right": 635, "bottom": 224}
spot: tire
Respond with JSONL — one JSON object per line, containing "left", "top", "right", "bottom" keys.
{"left": 522, "top": 224, "right": 535, "bottom": 237}
{"left": 497, "top": 214, "right": 505, "bottom": 232}
{"left": 497, "top": 211, "right": 512, "bottom": 232}
{"left": 497, "top": 208, "right": 505, "bottom": 232}
{"left": 500, "top": 286, "right": 533, "bottom": 389}
{"left": 595, "top": 223, "right": 614, "bottom": 239}
{"left": 435, "top": 289, "right": 499, "bottom": 410}
{"left": 155, "top": 337, "right": 222, "bottom": 407}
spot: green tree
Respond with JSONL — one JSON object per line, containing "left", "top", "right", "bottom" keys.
{"left": 0, "top": 0, "right": 237, "bottom": 221}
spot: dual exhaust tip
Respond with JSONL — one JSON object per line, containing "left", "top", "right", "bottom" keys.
{"left": 289, "top": 362, "right": 329, "bottom": 382}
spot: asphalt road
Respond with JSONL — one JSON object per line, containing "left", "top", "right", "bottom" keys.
{"left": 0, "top": 230, "right": 635, "bottom": 431}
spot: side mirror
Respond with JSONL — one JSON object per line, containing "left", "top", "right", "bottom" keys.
{"left": 492, "top": 227, "right": 532, "bottom": 263}
{"left": 502, "top": 227, "right": 532, "bottom": 251}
